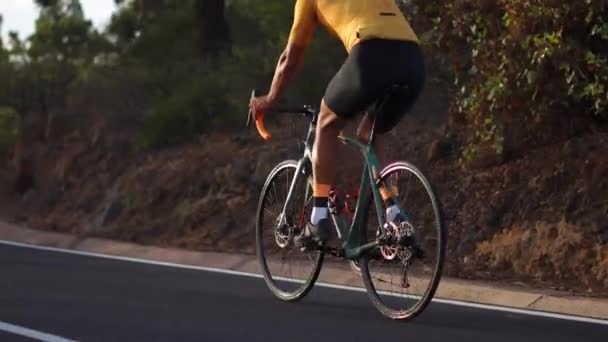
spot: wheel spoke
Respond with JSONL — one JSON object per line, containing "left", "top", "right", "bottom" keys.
{"left": 264, "top": 207, "right": 278, "bottom": 217}
{"left": 256, "top": 162, "right": 323, "bottom": 301}
{"left": 361, "top": 162, "right": 444, "bottom": 320}
{"left": 285, "top": 169, "right": 291, "bottom": 205}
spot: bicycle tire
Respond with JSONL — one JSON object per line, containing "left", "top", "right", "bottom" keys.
{"left": 360, "top": 161, "right": 446, "bottom": 320}
{"left": 256, "top": 160, "right": 324, "bottom": 302}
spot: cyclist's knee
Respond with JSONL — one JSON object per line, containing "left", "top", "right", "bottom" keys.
{"left": 318, "top": 100, "right": 344, "bottom": 133}
{"left": 356, "top": 114, "right": 373, "bottom": 142}
{"left": 357, "top": 113, "right": 387, "bottom": 143}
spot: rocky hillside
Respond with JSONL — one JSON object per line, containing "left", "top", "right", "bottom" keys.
{"left": 1, "top": 78, "right": 607, "bottom": 295}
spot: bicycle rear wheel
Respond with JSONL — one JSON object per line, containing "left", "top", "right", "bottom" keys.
{"left": 256, "top": 160, "right": 324, "bottom": 302}
{"left": 360, "top": 161, "right": 445, "bottom": 320}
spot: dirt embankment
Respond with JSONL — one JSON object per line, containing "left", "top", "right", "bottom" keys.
{"left": 1, "top": 79, "right": 607, "bottom": 294}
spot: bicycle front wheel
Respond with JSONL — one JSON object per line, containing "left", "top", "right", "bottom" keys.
{"left": 256, "top": 160, "right": 324, "bottom": 302}
{"left": 361, "top": 161, "right": 446, "bottom": 320}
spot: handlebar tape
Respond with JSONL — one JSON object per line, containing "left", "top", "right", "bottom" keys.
{"left": 255, "top": 114, "right": 272, "bottom": 141}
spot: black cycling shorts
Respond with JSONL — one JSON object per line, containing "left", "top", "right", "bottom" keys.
{"left": 324, "top": 39, "right": 426, "bottom": 133}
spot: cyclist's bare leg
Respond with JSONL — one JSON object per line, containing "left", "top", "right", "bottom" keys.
{"left": 357, "top": 113, "right": 400, "bottom": 219}
{"left": 308, "top": 100, "right": 345, "bottom": 229}
{"left": 313, "top": 99, "right": 346, "bottom": 191}
{"left": 356, "top": 113, "right": 387, "bottom": 166}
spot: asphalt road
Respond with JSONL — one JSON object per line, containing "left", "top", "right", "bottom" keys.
{"left": 0, "top": 243, "right": 607, "bottom": 342}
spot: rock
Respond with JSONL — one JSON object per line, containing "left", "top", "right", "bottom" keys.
{"left": 98, "top": 200, "right": 123, "bottom": 227}
{"left": 78, "top": 195, "right": 99, "bottom": 213}
{"left": 0, "top": 171, "right": 12, "bottom": 195}
{"left": 462, "top": 175, "right": 474, "bottom": 189}
{"left": 93, "top": 186, "right": 123, "bottom": 229}
{"left": 232, "top": 159, "right": 255, "bottom": 182}
{"left": 583, "top": 214, "right": 608, "bottom": 240}
{"left": 467, "top": 145, "right": 505, "bottom": 170}
{"left": 480, "top": 206, "right": 500, "bottom": 226}
{"left": 231, "top": 136, "right": 249, "bottom": 147}
{"left": 14, "top": 158, "right": 35, "bottom": 194}
{"left": 197, "top": 134, "right": 208, "bottom": 145}
{"left": 251, "top": 175, "right": 267, "bottom": 190}
{"left": 562, "top": 140, "right": 576, "bottom": 155}
{"left": 503, "top": 168, "right": 519, "bottom": 185}
{"left": 20, "top": 189, "right": 37, "bottom": 207}
{"left": 599, "top": 230, "right": 608, "bottom": 244}
{"left": 564, "top": 190, "right": 578, "bottom": 215}
{"left": 45, "top": 186, "right": 62, "bottom": 209}
{"left": 427, "top": 138, "right": 451, "bottom": 162}
{"left": 457, "top": 225, "right": 480, "bottom": 255}
{"left": 527, "top": 175, "right": 541, "bottom": 189}
{"left": 278, "top": 147, "right": 292, "bottom": 160}
{"left": 457, "top": 238, "right": 476, "bottom": 256}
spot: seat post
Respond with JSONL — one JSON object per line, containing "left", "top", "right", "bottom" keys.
{"left": 368, "top": 113, "right": 377, "bottom": 148}
{"left": 368, "top": 84, "right": 407, "bottom": 148}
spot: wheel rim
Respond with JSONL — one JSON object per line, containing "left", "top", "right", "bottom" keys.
{"left": 258, "top": 163, "right": 322, "bottom": 298}
{"left": 363, "top": 163, "right": 444, "bottom": 318}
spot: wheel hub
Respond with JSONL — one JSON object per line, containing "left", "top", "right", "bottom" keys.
{"left": 274, "top": 213, "right": 291, "bottom": 248}
{"left": 379, "top": 220, "right": 417, "bottom": 261}
{"left": 379, "top": 222, "right": 399, "bottom": 260}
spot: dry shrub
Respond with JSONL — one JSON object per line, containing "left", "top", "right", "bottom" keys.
{"left": 477, "top": 220, "right": 608, "bottom": 289}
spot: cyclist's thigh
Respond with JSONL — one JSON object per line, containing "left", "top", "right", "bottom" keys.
{"left": 374, "top": 86, "right": 423, "bottom": 134}
{"left": 374, "top": 42, "right": 426, "bottom": 134}
{"left": 324, "top": 44, "right": 383, "bottom": 120}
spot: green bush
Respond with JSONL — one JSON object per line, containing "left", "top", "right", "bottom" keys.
{"left": 0, "top": 107, "right": 18, "bottom": 155}
{"left": 412, "top": 0, "right": 608, "bottom": 155}
{"left": 137, "top": 74, "right": 236, "bottom": 149}
{"left": 135, "top": 0, "right": 344, "bottom": 149}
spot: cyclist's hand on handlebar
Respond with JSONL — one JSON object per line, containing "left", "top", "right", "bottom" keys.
{"left": 249, "top": 94, "right": 275, "bottom": 120}
{"left": 248, "top": 92, "right": 274, "bottom": 141}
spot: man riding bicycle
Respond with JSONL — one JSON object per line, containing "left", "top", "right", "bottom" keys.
{"left": 249, "top": 0, "right": 425, "bottom": 248}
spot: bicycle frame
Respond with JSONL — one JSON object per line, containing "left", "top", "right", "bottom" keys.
{"left": 280, "top": 118, "right": 396, "bottom": 260}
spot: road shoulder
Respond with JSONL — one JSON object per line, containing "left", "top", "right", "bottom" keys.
{"left": 1, "top": 220, "right": 607, "bottom": 320}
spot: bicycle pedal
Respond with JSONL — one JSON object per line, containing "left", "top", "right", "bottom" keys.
{"left": 297, "top": 238, "right": 325, "bottom": 252}
{"left": 325, "top": 246, "right": 345, "bottom": 258}
{"left": 377, "top": 234, "right": 395, "bottom": 246}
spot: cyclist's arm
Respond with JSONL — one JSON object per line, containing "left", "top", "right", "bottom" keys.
{"left": 267, "top": 44, "right": 306, "bottom": 102}
{"left": 267, "top": 0, "right": 316, "bottom": 102}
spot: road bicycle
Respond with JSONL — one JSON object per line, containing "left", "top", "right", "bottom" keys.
{"left": 247, "top": 88, "right": 445, "bottom": 320}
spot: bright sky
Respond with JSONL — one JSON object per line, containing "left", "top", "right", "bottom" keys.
{"left": 0, "top": 0, "right": 116, "bottom": 40}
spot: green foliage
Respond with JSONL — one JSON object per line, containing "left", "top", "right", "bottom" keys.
{"left": 30, "top": 0, "right": 98, "bottom": 61}
{"left": 138, "top": 71, "right": 237, "bottom": 148}
{"left": 0, "top": 0, "right": 110, "bottom": 120}
{"left": 0, "top": 107, "right": 18, "bottom": 154}
{"left": 120, "top": 0, "right": 343, "bottom": 148}
{"left": 124, "top": 191, "right": 142, "bottom": 213}
{"left": 174, "top": 199, "right": 193, "bottom": 224}
{"left": 412, "top": 0, "right": 608, "bottom": 157}
{"left": 0, "top": 0, "right": 347, "bottom": 150}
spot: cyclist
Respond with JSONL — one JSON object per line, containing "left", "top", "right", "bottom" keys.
{"left": 249, "top": 0, "right": 425, "bottom": 247}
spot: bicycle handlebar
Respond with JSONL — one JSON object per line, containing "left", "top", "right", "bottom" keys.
{"left": 247, "top": 89, "right": 316, "bottom": 141}
{"left": 247, "top": 90, "right": 271, "bottom": 140}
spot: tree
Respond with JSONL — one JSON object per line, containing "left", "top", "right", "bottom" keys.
{"left": 0, "top": 15, "right": 13, "bottom": 131}
{"left": 23, "top": 0, "right": 108, "bottom": 143}
{"left": 0, "top": 14, "right": 7, "bottom": 62}
{"left": 30, "top": 0, "right": 94, "bottom": 62}
{"left": 193, "top": 0, "right": 231, "bottom": 59}
{"left": 0, "top": 13, "right": 3, "bottom": 49}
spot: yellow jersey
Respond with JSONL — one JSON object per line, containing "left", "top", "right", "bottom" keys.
{"left": 288, "top": 0, "right": 419, "bottom": 53}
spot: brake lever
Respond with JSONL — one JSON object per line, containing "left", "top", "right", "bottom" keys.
{"left": 246, "top": 90, "right": 255, "bottom": 128}
{"left": 247, "top": 89, "right": 271, "bottom": 141}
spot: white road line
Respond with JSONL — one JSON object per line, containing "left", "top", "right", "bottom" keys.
{"left": 0, "top": 321, "right": 76, "bottom": 342}
{"left": 1, "top": 239, "right": 608, "bottom": 326}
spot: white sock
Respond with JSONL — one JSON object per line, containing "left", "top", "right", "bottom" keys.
{"left": 386, "top": 204, "right": 401, "bottom": 222}
{"left": 310, "top": 206, "right": 328, "bottom": 225}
